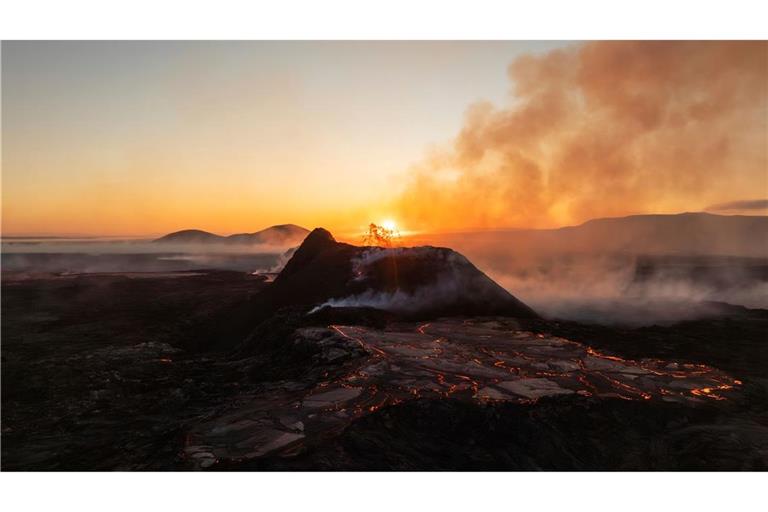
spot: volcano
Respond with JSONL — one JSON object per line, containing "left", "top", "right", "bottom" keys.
{"left": 267, "top": 228, "right": 538, "bottom": 319}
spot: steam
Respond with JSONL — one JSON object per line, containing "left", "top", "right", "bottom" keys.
{"left": 399, "top": 229, "right": 768, "bottom": 325}
{"left": 468, "top": 245, "right": 768, "bottom": 325}
{"left": 258, "top": 246, "right": 298, "bottom": 274}
{"left": 1, "top": 238, "right": 291, "bottom": 274}
{"left": 350, "top": 246, "right": 467, "bottom": 274}
{"left": 492, "top": 256, "right": 768, "bottom": 309}
{"left": 1, "top": 239, "right": 293, "bottom": 255}
{"left": 310, "top": 246, "right": 490, "bottom": 315}
{"left": 310, "top": 280, "right": 465, "bottom": 314}
{"left": 397, "top": 41, "right": 768, "bottom": 231}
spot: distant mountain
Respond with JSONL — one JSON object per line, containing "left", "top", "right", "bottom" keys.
{"left": 153, "top": 229, "right": 224, "bottom": 244}
{"left": 553, "top": 212, "right": 768, "bottom": 257}
{"left": 154, "top": 224, "right": 309, "bottom": 246}
{"left": 414, "top": 213, "right": 768, "bottom": 258}
{"left": 224, "top": 224, "right": 310, "bottom": 245}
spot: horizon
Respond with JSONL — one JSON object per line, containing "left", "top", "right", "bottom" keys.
{"left": 2, "top": 209, "right": 767, "bottom": 240}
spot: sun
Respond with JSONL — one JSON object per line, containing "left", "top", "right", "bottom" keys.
{"left": 381, "top": 219, "right": 397, "bottom": 231}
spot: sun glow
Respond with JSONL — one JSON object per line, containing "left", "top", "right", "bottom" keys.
{"left": 381, "top": 219, "right": 397, "bottom": 231}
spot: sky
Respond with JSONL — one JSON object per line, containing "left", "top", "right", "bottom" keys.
{"left": 1, "top": 41, "right": 564, "bottom": 236}
{"left": 2, "top": 41, "right": 766, "bottom": 236}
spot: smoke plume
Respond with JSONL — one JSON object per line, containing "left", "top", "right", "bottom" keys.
{"left": 397, "top": 41, "right": 768, "bottom": 230}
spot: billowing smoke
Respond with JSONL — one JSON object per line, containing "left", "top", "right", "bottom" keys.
{"left": 397, "top": 41, "right": 768, "bottom": 231}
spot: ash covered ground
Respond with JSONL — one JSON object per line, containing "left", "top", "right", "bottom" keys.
{"left": 2, "top": 229, "right": 768, "bottom": 470}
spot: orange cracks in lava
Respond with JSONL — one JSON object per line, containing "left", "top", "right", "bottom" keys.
{"left": 330, "top": 325, "right": 387, "bottom": 357}
{"left": 583, "top": 344, "right": 741, "bottom": 401}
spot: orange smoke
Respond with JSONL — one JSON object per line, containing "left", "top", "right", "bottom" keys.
{"left": 397, "top": 41, "right": 768, "bottom": 230}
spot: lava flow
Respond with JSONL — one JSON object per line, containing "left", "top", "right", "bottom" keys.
{"left": 183, "top": 318, "right": 742, "bottom": 468}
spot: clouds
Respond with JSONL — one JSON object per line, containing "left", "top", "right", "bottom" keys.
{"left": 397, "top": 41, "right": 768, "bottom": 230}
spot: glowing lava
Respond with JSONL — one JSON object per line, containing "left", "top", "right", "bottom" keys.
{"left": 362, "top": 222, "right": 401, "bottom": 247}
{"left": 185, "top": 318, "right": 743, "bottom": 468}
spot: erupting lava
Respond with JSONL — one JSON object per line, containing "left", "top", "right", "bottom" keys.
{"left": 362, "top": 221, "right": 401, "bottom": 247}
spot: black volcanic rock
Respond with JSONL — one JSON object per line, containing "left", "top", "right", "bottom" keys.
{"left": 153, "top": 224, "right": 309, "bottom": 245}
{"left": 272, "top": 228, "right": 359, "bottom": 301}
{"left": 267, "top": 228, "right": 537, "bottom": 319}
{"left": 275, "top": 228, "right": 340, "bottom": 280}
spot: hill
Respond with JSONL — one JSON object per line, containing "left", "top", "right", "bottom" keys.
{"left": 153, "top": 224, "right": 309, "bottom": 246}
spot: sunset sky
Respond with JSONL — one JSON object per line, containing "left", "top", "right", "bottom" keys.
{"left": 2, "top": 41, "right": 766, "bottom": 236}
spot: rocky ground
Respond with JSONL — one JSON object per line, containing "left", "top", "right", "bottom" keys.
{"left": 2, "top": 270, "right": 767, "bottom": 470}
{"left": 1, "top": 271, "right": 267, "bottom": 469}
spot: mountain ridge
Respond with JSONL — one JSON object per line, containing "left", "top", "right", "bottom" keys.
{"left": 412, "top": 212, "right": 768, "bottom": 258}
{"left": 153, "top": 224, "right": 309, "bottom": 245}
